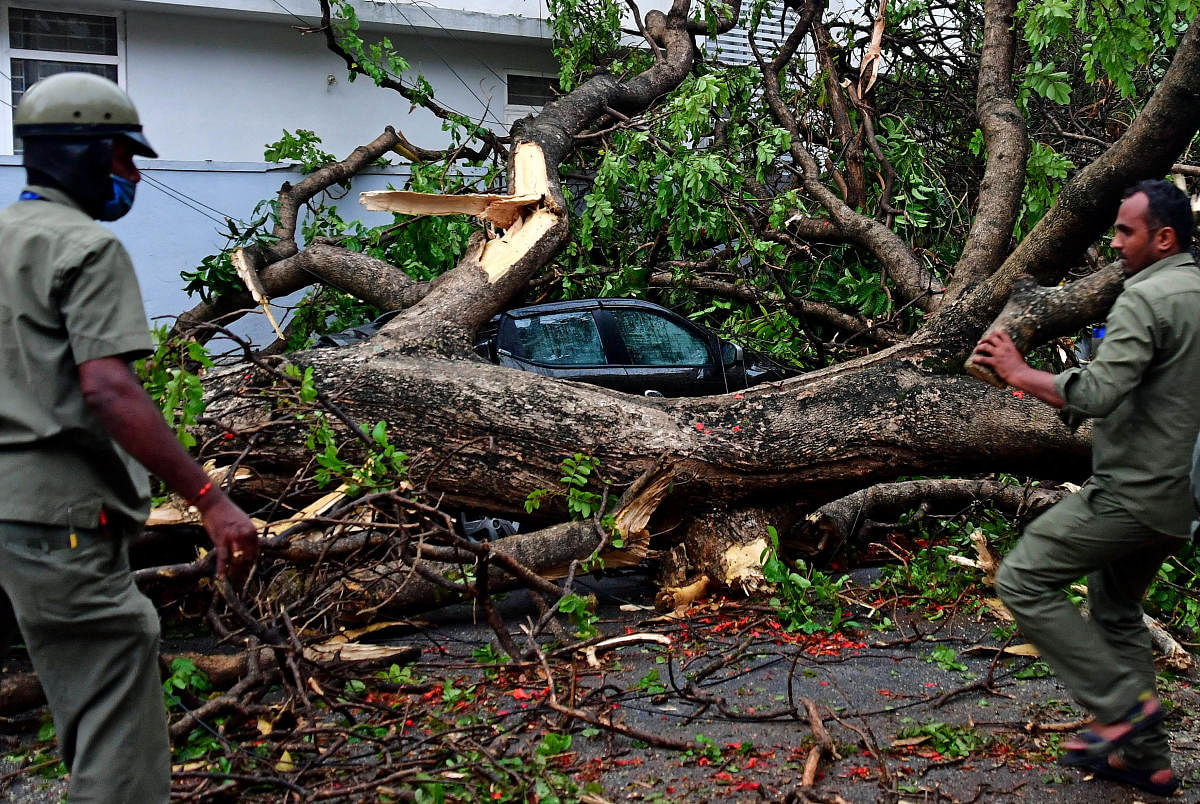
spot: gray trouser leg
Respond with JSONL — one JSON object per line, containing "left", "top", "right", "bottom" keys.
{"left": 0, "top": 586, "right": 18, "bottom": 669}
{"left": 994, "top": 488, "right": 1179, "bottom": 767}
{"left": 0, "top": 520, "right": 170, "bottom": 804}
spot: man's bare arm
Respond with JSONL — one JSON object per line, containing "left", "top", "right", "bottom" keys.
{"left": 77, "top": 356, "right": 258, "bottom": 579}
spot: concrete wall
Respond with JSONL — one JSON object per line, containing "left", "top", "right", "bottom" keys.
{"left": 0, "top": 2, "right": 554, "bottom": 161}
{"left": 0, "top": 1, "right": 554, "bottom": 343}
{"left": 122, "top": 8, "right": 553, "bottom": 162}
{"left": 90, "top": 0, "right": 549, "bottom": 25}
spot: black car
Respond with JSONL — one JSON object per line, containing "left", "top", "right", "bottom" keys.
{"left": 319, "top": 298, "right": 800, "bottom": 397}
{"left": 471, "top": 298, "right": 799, "bottom": 397}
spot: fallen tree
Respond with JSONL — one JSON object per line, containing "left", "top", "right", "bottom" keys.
{"left": 7, "top": 8, "right": 1200, "bottom": 796}
{"left": 156, "top": 1, "right": 1200, "bottom": 638}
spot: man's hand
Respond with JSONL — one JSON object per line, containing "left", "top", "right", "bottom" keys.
{"left": 971, "top": 329, "right": 1065, "bottom": 408}
{"left": 195, "top": 491, "right": 259, "bottom": 583}
{"left": 971, "top": 330, "right": 1027, "bottom": 384}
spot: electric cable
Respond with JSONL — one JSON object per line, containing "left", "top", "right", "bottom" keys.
{"left": 268, "top": 0, "right": 320, "bottom": 28}
{"left": 139, "top": 173, "right": 233, "bottom": 226}
{"left": 395, "top": 0, "right": 514, "bottom": 85}
{"left": 140, "top": 172, "right": 238, "bottom": 220}
{"left": 374, "top": 0, "right": 509, "bottom": 127}
{"left": 267, "top": 0, "right": 500, "bottom": 125}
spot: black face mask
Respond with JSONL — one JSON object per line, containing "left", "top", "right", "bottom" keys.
{"left": 22, "top": 136, "right": 114, "bottom": 218}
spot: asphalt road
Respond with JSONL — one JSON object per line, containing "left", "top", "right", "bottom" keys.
{"left": 2, "top": 568, "right": 1197, "bottom": 802}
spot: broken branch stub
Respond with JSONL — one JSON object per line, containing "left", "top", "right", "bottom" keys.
{"left": 965, "top": 262, "right": 1125, "bottom": 387}
{"left": 359, "top": 142, "right": 549, "bottom": 231}
{"left": 359, "top": 142, "right": 559, "bottom": 287}
{"left": 232, "top": 247, "right": 285, "bottom": 340}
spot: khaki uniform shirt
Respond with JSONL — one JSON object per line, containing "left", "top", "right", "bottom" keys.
{"left": 1054, "top": 251, "right": 1200, "bottom": 537}
{"left": 0, "top": 185, "right": 153, "bottom": 527}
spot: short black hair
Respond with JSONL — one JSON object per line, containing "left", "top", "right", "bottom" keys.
{"left": 1123, "top": 179, "right": 1193, "bottom": 251}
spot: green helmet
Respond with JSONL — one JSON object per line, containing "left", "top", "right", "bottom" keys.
{"left": 14, "top": 72, "right": 156, "bottom": 157}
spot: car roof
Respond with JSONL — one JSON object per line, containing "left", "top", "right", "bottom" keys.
{"left": 500, "top": 298, "right": 675, "bottom": 318}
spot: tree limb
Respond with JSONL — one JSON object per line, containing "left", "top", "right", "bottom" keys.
{"left": 755, "top": 3, "right": 946, "bottom": 311}
{"left": 929, "top": 14, "right": 1200, "bottom": 344}
{"left": 942, "top": 0, "right": 1028, "bottom": 303}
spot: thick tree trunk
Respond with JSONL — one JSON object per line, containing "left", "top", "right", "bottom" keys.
{"left": 942, "top": 0, "right": 1027, "bottom": 303}
{"left": 201, "top": 343, "right": 1090, "bottom": 522}
{"left": 803, "top": 478, "right": 1068, "bottom": 553}
{"left": 164, "top": 2, "right": 1200, "bottom": 625}
{"left": 925, "top": 14, "right": 1200, "bottom": 346}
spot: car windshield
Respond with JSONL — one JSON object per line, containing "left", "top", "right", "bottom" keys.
{"left": 513, "top": 311, "right": 606, "bottom": 365}
{"left": 608, "top": 308, "right": 709, "bottom": 366}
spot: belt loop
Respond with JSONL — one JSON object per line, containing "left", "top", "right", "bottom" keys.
{"left": 66, "top": 505, "right": 78, "bottom": 550}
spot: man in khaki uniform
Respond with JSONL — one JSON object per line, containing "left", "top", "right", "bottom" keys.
{"left": 972, "top": 179, "right": 1199, "bottom": 796}
{"left": 0, "top": 73, "right": 259, "bottom": 802}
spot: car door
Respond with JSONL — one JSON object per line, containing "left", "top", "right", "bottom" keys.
{"left": 495, "top": 309, "right": 629, "bottom": 390}
{"left": 602, "top": 306, "right": 727, "bottom": 396}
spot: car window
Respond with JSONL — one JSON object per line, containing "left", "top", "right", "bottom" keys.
{"left": 608, "top": 309, "right": 709, "bottom": 366}
{"left": 513, "top": 312, "right": 606, "bottom": 366}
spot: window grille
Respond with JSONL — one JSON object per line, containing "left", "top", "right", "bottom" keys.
{"left": 7, "top": 6, "right": 122, "bottom": 152}
{"left": 504, "top": 72, "right": 558, "bottom": 127}
{"left": 706, "top": 1, "right": 790, "bottom": 67}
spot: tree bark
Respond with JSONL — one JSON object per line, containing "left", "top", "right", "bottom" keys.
{"left": 926, "top": 14, "right": 1200, "bottom": 346}
{"left": 803, "top": 478, "right": 1068, "bottom": 553}
{"left": 942, "top": 0, "right": 1028, "bottom": 303}
{"left": 761, "top": 3, "right": 946, "bottom": 311}
{"left": 964, "top": 262, "right": 1124, "bottom": 386}
{"left": 201, "top": 342, "right": 1091, "bottom": 521}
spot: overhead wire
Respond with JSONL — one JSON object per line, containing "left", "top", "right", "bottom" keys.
{"left": 373, "top": 0, "right": 510, "bottom": 127}
{"left": 268, "top": 0, "right": 321, "bottom": 28}
{"left": 266, "top": 0, "right": 507, "bottom": 130}
{"left": 139, "top": 172, "right": 235, "bottom": 226}
{"left": 395, "top": 0, "right": 512, "bottom": 85}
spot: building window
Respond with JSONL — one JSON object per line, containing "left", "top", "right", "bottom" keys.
{"left": 504, "top": 73, "right": 558, "bottom": 127}
{"left": 6, "top": 6, "right": 123, "bottom": 152}
{"left": 707, "top": 1, "right": 789, "bottom": 67}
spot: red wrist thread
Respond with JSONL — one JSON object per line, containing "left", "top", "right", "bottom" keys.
{"left": 187, "top": 481, "right": 213, "bottom": 508}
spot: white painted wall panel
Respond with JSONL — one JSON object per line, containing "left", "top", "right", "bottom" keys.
{"left": 124, "top": 9, "right": 554, "bottom": 162}
{"left": 110, "top": 0, "right": 548, "bottom": 22}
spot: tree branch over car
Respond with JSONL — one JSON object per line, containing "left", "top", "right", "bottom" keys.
{"left": 160, "top": 0, "right": 1200, "bottom": 611}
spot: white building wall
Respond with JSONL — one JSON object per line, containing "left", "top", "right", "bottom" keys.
{"left": 0, "top": 1, "right": 554, "bottom": 341}
{"left": 124, "top": 9, "right": 553, "bottom": 162}
{"left": 2, "top": 2, "right": 556, "bottom": 161}
{"left": 116, "top": 0, "right": 548, "bottom": 22}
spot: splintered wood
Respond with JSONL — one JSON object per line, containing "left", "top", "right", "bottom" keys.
{"left": 232, "top": 247, "right": 285, "bottom": 339}
{"left": 359, "top": 142, "right": 556, "bottom": 283}
{"left": 359, "top": 190, "right": 542, "bottom": 229}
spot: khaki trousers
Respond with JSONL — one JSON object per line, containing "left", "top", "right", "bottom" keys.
{"left": 0, "top": 519, "right": 170, "bottom": 803}
{"left": 995, "top": 486, "right": 1181, "bottom": 769}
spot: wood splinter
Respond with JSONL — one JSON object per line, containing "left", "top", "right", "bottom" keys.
{"left": 359, "top": 142, "right": 552, "bottom": 230}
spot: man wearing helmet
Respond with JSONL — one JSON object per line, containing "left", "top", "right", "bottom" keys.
{"left": 0, "top": 73, "right": 259, "bottom": 801}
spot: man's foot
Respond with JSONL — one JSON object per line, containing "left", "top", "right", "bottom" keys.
{"left": 1077, "top": 751, "right": 1179, "bottom": 797}
{"left": 1060, "top": 693, "right": 1164, "bottom": 764}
